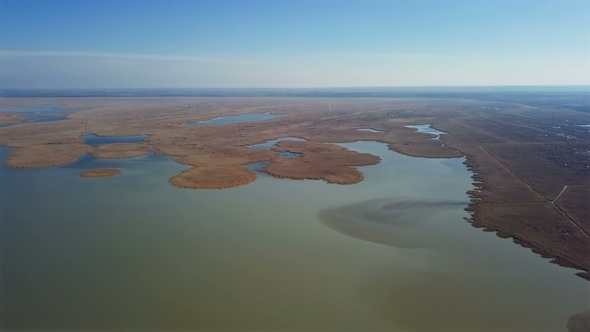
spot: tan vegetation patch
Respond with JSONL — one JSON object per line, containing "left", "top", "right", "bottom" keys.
{"left": 175, "top": 146, "right": 276, "bottom": 167}
{"left": 79, "top": 168, "right": 122, "bottom": 178}
{"left": 5, "top": 143, "right": 90, "bottom": 168}
{"left": 89, "top": 142, "right": 152, "bottom": 159}
{"left": 0, "top": 112, "right": 27, "bottom": 125}
{"left": 264, "top": 141, "right": 380, "bottom": 184}
{"left": 169, "top": 165, "right": 256, "bottom": 189}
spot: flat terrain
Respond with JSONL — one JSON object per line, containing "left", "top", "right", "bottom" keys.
{"left": 0, "top": 97, "right": 588, "bottom": 279}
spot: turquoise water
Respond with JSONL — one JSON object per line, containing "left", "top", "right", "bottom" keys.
{"left": 186, "top": 112, "right": 283, "bottom": 126}
{"left": 0, "top": 142, "right": 587, "bottom": 331}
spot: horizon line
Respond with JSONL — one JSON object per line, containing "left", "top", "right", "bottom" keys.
{"left": 1, "top": 84, "right": 590, "bottom": 90}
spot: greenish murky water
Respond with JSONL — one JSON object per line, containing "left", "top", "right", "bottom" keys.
{"left": 0, "top": 141, "right": 588, "bottom": 331}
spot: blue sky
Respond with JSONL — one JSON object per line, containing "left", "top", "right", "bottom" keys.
{"left": 0, "top": 0, "right": 588, "bottom": 88}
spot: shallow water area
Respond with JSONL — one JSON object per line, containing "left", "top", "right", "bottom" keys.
{"left": 0, "top": 104, "right": 73, "bottom": 123}
{"left": 357, "top": 128, "right": 385, "bottom": 133}
{"left": 82, "top": 134, "right": 149, "bottom": 146}
{"left": 277, "top": 151, "right": 300, "bottom": 158}
{"left": 186, "top": 112, "right": 283, "bottom": 126}
{"left": 1, "top": 140, "right": 588, "bottom": 331}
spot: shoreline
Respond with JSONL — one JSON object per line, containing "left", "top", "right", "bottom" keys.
{"left": 384, "top": 131, "right": 590, "bottom": 281}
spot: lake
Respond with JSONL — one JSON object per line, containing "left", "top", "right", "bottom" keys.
{"left": 0, "top": 141, "right": 588, "bottom": 331}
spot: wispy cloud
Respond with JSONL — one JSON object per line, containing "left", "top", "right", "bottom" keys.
{"left": 320, "top": 52, "right": 453, "bottom": 58}
{"left": 0, "top": 50, "right": 257, "bottom": 65}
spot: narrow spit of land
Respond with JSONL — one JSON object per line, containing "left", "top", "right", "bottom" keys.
{"left": 0, "top": 97, "right": 588, "bottom": 279}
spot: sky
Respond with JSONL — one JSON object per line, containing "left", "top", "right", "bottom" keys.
{"left": 0, "top": 0, "right": 589, "bottom": 88}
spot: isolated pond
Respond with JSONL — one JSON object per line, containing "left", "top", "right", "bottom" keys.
{"left": 406, "top": 124, "right": 446, "bottom": 139}
{"left": 0, "top": 141, "right": 587, "bottom": 331}
{"left": 83, "top": 134, "right": 149, "bottom": 146}
{"left": 0, "top": 104, "right": 73, "bottom": 123}
{"left": 186, "top": 112, "right": 283, "bottom": 126}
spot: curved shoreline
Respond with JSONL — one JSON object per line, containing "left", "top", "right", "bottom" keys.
{"left": 433, "top": 136, "right": 589, "bottom": 280}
